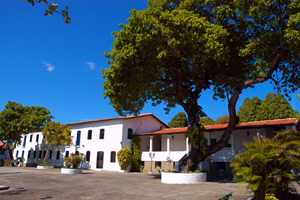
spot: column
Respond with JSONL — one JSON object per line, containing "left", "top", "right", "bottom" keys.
{"left": 207, "top": 132, "right": 211, "bottom": 145}
{"left": 149, "top": 136, "right": 153, "bottom": 153}
{"left": 231, "top": 131, "right": 234, "bottom": 154}
{"left": 167, "top": 135, "right": 170, "bottom": 156}
{"left": 186, "top": 137, "right": 189, "bottom": 154}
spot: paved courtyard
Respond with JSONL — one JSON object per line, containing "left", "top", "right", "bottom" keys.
{"left": 0, "top": 167, "right": 255, "bottom": 200}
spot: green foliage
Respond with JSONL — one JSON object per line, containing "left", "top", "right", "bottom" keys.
{"left": 131, "top": 134, "right": 141, "bottom": 172}
{"left": 219, "top": 192, "right": 232, "bottom": 200}
{"left": 238, "top": 93, "right": 299, "bottom": 122}
{"left": 238, "top": 97, "right": 262, "bottom": 122}
{"left": 265, "top": 193, "right": 278, "bottom": 200}
{"left": 42, "top": 121, "right": 72, "bottom": 161}
{"left": 215, "top": 114, "right": 230, "bottom": 124}
{"left": 38, "top": 160, "right": 53, "bottom": 166}
{"left": 0, "top": 101, "right": 53, "bottom": 160}
{"left": 64, "top": 153, "right": 85, "bottom": 169}
{"left": 185, "top": 125, "right": 207, "bottom": 151}
{"left": 117, "top": 147, "right": 132, "bottom": 170}
{"left": 168, "top": 112, "right": 188, "bottom": 128}
{"left": 24, "top": 0, "right": 71, "bottom": 24}
{"left": 199, "top": 117, "right": 216, "bottom": 126}
{"left": 231, "top": 130, "right": 300, "bottom": 200}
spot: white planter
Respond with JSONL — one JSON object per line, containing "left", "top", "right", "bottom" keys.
{"left": 161, "top": 172, "right": 207, "bottom": 184}
{"left": 37, "top": 166, "right": 54, "bottom": 169}
{"left": 61, "top": 168, "right": 83, "bottom": 174}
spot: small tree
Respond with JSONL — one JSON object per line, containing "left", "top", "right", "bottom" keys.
{"left": 215, "top": 114, "right": 230, "bottom": 125}
{"left": 168, "top": 112, "right": 188, "bottom": 128}
{"left": 199, "top": 117, "right": 216, "bottom": 126}
{"left": 231, "top": 130, "right": 300, "bottom": 200}
{"left": 131, "top": 134, "right": 141, "bottom": 172}
{"left": 42, "top": 121, "right": 72, "bottom": 162}
{"left": 117, "top": 147, "right": 132, "bottom": 170}
{"left": 237, "top": 97, "right": 262, "bottom": 122}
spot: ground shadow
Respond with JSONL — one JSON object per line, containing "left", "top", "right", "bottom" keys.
{"left": 148, "top": 174, "right": 161, "bottom": 179}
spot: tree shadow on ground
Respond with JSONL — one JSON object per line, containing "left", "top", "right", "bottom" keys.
{"left": 148, "top": 174, "right": 161, "bottom": 179}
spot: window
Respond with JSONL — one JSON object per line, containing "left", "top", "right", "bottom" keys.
{"left": 33, "top": 151, "right": 36, "bottom": 158}
{"left": 76, "top": 131, "right": 81, "bottom": 146}
{"left": 16, "top": 151, "right": 19, "bottom": 158}
{"left": 100, "top": 129, "right": 104, "bottom": 139}
{"left": 43, "top": 151, "right": 46, "bottom": 159}
{"left": 86, "top": 151, "right": 90, "bottom": 161}
{"left": 56, "top": 151, "right": 60, "bottom": 160}
{"left": 110, "top": 151, "right": 116, "bottom": 163}
{"left": 49, "top": 151, "right": 53, "bottom": 159}
{"left": 128, "top": 128, "right": 133, "bottom": 139}
{"left": 76, "top": 151, "right": 79, "bottom": 155}
{"left": 39, "top": 151, "right": 42, "bottom": 159}
{"left": 22, "top": 150, "right": 24, "bottom": 158}
{"left": 28, "top": 150, "right": 31, "bottom": 158}
{"left": 23, "top": 136, "right": 27, "bottom": 147}
{"left": 36, "top": 134, "right": 39, "bottom": 142}
{"left": 65, "top": 151, "right": 69, "bottom": 158}
{"left": 88, "top": 130, "right": 92, "bottom": 140}
{"left": 29, "top": 134, "right": 33, "bottom": 142}
{"left": 155, "top": 161, "right": 161, "bottom": 168}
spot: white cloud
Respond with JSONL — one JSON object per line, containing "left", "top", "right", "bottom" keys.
{"left": 86, "top": 62, "right": 95, "bottom": 70}
{"left": 44, "top": 62, "right": 55, "bottom": 72}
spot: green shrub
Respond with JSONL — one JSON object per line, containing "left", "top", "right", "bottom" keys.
{"left": 38, "top": 160, "right": 53, "bottom": 166}
{"left": 231, "top": 130, "right": 300, "bottom": 200}
{"left": 117, "top": 146, "right": 132, "bottom": 170}
{"left": 131, "top": 134, "right": 141, "bottom": 172}
{"left": 64, "top": 153, "right": 85, "bottom": 169}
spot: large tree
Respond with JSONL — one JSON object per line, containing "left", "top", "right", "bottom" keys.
{"left": 42, "top": 121, "right": 72, "bottom": 162}
{"left": 168, "top": 112, "right": 188, "bottom": 128}
{"left": 0, "top": 101, "right": 53, "bottom": 160}
{"left": 102, "top": 0, "right": 300, "bottom": 171}
{"left": 237, "top": 97, "right": 262, "bottom": 122}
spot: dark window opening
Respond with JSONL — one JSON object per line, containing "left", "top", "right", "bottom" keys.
{"left": 76, "top": 131, "right": 81, "bottom": 146}
{"left": 36, "top": 134, "right": 39, "bottom": 142}
{"left": 155, "top": 161, "right": 161, "bottom": 168}
{"left": 29, "top": 134, "right": 33, "bottom": 142}
{"left": 86, "top": 151, "right": 90, "bottom": 161}
{"left": 88, "top": 130, "right": 92, "bottom": 140}
{"left": 22, "top": 151, "right": 24, "bottom": 158}
{"left": 66, "top": 151, "right": 69, "bottom": 158}
{"left": 110, "top": 151, "right": 116, "bottom": 163}
{"left": 43, "top": 151, "right": 46, "bottom": 159}
{"left": 100, "top": 129, "right": 104, "bottom": 139}
{"left": 39, "top": 151, "right": 42, "bottom": 159}
{"left": 33, "top": 151, "right": 36, "bottom": 158}
{"left": 226, "top": 142, "right": 231, "bottom": 147}
{"left": 56, "top": 151, "right": 60, "bottom": 160}
{"left": 28, "top": 151, "right": 31, "bottom": 158}
{"left": 76, "top": 151, "right": 79, "bottom": 155}
{"left": 49, "top": 151, "right": 53, "bottom": 159}
{"left": 128, "top": 128, "right": 133, "bottom": 139}
{"left": 23, "top": 136, "right": 27, "bottom": 147}
{"left": 16, "top": 151, "right": 19, "bottom": 158}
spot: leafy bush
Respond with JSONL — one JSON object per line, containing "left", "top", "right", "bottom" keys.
{"left": 231, "top": 130, "right": 300, "bottom": 200}
{"left": 38, "top": 160, "right": 53, "bottom": 166}
{"left": 131, "top": 134, "right": 141, "bottom": 172}
{"left": 117, "top": 146, "right": 132, "bottom": 170}
{"left": 64, "top": 153, "right": 85, "bottom": 169}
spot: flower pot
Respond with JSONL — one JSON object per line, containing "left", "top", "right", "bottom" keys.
{"left": 37, "top": 166, "right": 54, "bottom": 169}
{"left": 61, "top": 168, "right": 82, "bottom": 174}
{"left": 161, "top": 172, "right": 207, "bottom": 184}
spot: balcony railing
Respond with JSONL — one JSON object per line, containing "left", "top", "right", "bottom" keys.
{"left": 141, "top": 151, "right": 187, "bottom": 162}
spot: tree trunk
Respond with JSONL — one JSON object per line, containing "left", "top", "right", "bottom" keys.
{"left": 8, "top": 146, "right": 14, "bottom": 160}
{"left": 43, "top": 144, "right": 54, "bottom": 162}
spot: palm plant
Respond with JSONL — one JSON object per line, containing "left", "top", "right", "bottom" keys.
{"left": 231, "top": 130, "right": 300, "bottom": 200}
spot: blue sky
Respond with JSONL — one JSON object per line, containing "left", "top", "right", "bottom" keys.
{"left": 1, "top": 0, "right": 299, "bottom": 125}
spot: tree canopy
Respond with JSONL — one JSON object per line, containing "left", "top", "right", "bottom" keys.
{"left": 199, "top": 117, "right": 216, "bottom": 126}
{"left": 215, "top": 114, "right": 230, "bottom": 125}
{"left": 103, "top": 0, "right": 300, "bottom": 171}
{"left": 42, "top": 121, "right": 72, "bottom": 162}
{"left": 168, "top": 112, "right": 188, "bottom": 128}
{"left": 24, "top": 0, "right": 71, "bottom": 24}
{"left": 0, "top": 101, "right": 53, "bottom": 160}
{"left": 238, "top": 93, "right": 299, "bottom": 122}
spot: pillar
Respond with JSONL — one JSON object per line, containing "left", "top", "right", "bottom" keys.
{"left": 149, "top": 136, "right": 153, "bottom": 152}
{"left": 167, "top": 135, "right": 170, "bottom": 156}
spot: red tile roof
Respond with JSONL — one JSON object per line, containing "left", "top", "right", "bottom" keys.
{"left": 64, "top": 113, "right": 168, "bottom": 128}
{"left": 139, "top": 118, "right": 299, "bottom": 136}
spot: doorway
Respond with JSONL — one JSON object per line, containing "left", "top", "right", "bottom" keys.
{"left": 97, "top": 151, "right": 104, "bottom": 168}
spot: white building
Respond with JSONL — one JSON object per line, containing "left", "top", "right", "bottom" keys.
{"left": 13, "top": 114, "right": 300, "bottom": 173}
{"left": 13, "top": 113, "right": 168, "bottom": 171}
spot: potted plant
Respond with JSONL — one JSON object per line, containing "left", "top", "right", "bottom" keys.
{"left": 117, "top": 147, "right": 132, "bottom": 172}
{"left": 61, "top": 153, "right": 85, "bottom": 174}
{"left": 156, "top": 166, "right": 161, "bottom": 173}
{"left": 17, "top": 157, "right": 24, "bottom": 167}
{"left": 37, "top": 159, "right": 54, "bottom": 169}
{"left": 140, "top": 165, "right": 144, "bottom": 172}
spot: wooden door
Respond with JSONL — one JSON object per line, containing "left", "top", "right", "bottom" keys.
{"left": 97, "top": 151, "right": 104, "bottom": 168}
